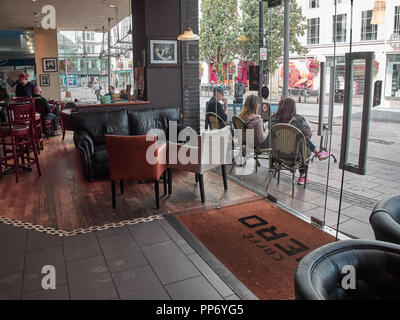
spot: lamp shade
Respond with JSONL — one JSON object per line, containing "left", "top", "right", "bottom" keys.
{"left": 178, "top": 27, "right": 199, "bottom": 41}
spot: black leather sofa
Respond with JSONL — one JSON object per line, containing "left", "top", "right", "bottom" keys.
{"left": 70, "top": 107, "right": 182, "bottom": 181}
{"left": 370, "top": 195, "right": 400, "bottom": 245}
{"left": 294, "top": 240, "right": 400, "bottom": 300}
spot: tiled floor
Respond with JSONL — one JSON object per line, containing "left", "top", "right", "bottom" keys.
{"left": 0, "top": 219, "right": 247, "bottom": 300}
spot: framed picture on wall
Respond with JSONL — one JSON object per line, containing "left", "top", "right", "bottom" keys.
{"left": 43, "top": 58, "right": 58, "bottom": 72}
{"left": 40, "top": 74, "right": 50, "bottom": 86}
{"left": 148, "top": 39, "right": 179, "bottom": 67}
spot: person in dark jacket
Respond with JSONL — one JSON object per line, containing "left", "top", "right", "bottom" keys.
{"left": 0, "top": 87, "right": 9, "bottom": 123}
{"left": 32, "top": 86, "right": 60, "bottom": 136}
{"left": 267, "top": 98, "right": 329, "bottom": 185}
{"left": 233, "top": 77, "right": 246, "bottom": 104}
{"left": 206, "top": 86, "right": 228, "bottom": 127}
{"left": 11, "top": 73, "right": 35, "bottom": 97}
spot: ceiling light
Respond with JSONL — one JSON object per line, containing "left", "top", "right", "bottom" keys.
{"left": 177, "top": 27, "right": 199, "bottom": 41}
{"left": 109, "top": 4, "right": 116, "bottom": 8}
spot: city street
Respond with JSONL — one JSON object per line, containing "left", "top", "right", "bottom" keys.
{"left": 201, "top": 92, "right": 400, "bottom": 240}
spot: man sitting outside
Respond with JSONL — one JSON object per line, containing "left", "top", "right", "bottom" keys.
{"left": 206, "top": 86, "right": 228, "bottom": 127}
{"left": 32, "top": 86, "right": 60, "bottom": 136}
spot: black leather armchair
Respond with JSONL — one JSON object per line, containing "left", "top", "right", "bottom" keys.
{"left": 295, "top": 240, "right": 400, "bottom": 300}
{"left": 370, "top": 195, "right": 400, "bottom": 245}
{"left": 71, "top": 107, "right": 182, "bottom": 181}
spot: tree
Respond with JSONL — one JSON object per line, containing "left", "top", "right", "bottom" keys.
{"left": 239, "top": 0, "right": 308, "bottom": 73}
{"left": 199, "top": 0, "right": 240, "bottom": 83}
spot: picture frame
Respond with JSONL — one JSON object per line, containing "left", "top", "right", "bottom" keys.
{"left": 40, "top": 74, "right": 50, "bottom": 86}
{"left": 43, "top": 58, "right": 58, "bottom": 72}
{"left": 147, "top": 38, "right": 179, "bottom": 67}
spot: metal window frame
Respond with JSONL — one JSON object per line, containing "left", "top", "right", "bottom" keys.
{"left": 339, "top": 51, "right": 375, "bottom": 176}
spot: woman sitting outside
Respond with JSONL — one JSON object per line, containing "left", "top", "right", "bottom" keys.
{"left": 238, "top": 94, "right": 269, "bottom": 149}
{"left": 269, "top": 97, "right": 329, "bottom": 185}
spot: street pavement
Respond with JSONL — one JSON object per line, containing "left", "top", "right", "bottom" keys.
{"left": 201, "top": 93, "right": 400, "bottom": 240}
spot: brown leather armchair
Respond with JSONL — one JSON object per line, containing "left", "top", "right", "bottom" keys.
{"left": 105, "top": 134, "right": 168, "bottom": 209}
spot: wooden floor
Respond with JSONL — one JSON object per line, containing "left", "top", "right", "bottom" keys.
{"left": 0, "top": 132, "right": 260, "bottom": 231}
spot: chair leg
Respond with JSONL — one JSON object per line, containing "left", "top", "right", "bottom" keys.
{"left": 198, "top": 174, "right": 205, "bottom": 203}
{"left": 292, "top": 168, "right": 295, "bottom": 198}
{"left": 163, "top": 170, "right": 167, "bottom": 195}
{"left": 265, "top": 168, "right": 276, "bottom": 192}
{"left": 120, "top": 179, "right": 124, "bottom": 195}
{"left": 304, "top": 165, "right": 309, "bottom": 190}
{"left": 154, "top": 180, "right": 160, "bottom": 209}
{"left": 111, "top": 180, "right": 116, "bottom": 209}
{"left": 195, "top": 173, "right": 199, "bottom": 183}
{"left": 229, "top": 160, "right": 236, "bottom": 174}
{"left": 221, "top": 165, "right": 228, "bottom": 191}
{"left": 255, "top": 154, "right": 258, "bottom": 172}
{"left": 167, "top": 168, "right": 172, "bottom": 195}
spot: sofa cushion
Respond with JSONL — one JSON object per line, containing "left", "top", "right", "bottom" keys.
{"left": 127, "top": 109, "right": 156, "bottom": 135}
{"left": 71, "top": 110, "right": 130, "bottom": 145}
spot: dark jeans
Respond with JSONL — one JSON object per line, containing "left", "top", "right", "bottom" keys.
{"left": 45, "top": 113, "right": 58, "bottom": 131}
{"left": 299, "top": 140, "right": 316, "bottom": 175}
{"left": 233, "top": 98, "right": 243, "bottom": 104}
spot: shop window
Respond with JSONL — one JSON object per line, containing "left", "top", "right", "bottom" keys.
{"left": 386, "top": 54, "right": 400, "bottom": 98}
{"left": 307, "top": 18, "right": 320, "bottom": 45}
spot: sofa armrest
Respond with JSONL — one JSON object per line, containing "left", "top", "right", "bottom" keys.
{"left": 73, "top": 130, "right": 95, "bottom": 155}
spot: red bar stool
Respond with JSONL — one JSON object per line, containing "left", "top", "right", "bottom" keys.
{"left": 0, "top": 99, "right": 41, "bottom": 183}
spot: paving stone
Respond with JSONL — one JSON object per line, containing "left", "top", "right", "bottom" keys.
{"left": 187, "top": 253, "right": 233, "bottom": 298}
{"left": 22, "top": 284, "right": 69, "bottom": 300}
{"left": 339, "top": 206, "right": 373, "bottom": 224}
{"left": 333, "top": 219, "right": 375, "bottom": 240}
{"left": 0, "top": 224, "right": 27, "bottom": 240}
{"left": 112, "top": 266, "right": 170, "bottom": 300}
{"left": 0, "top": 272, "right": 22, "bottom": 300}
{"left": 157, "top": 219, "right": 195, "bottom": 255}
{"left": 129, "top": 221, "right": 171, "bottom": 247}
{"left": 26, "top": 231, "right": 62, "bottom": 251}
{"left": 66, "top": 255, "right": 118, "bottom": 300}
{"left": 278, "top": 197, "right": 319, "bottom": 213}
{"left": 96, "top": 226, "right": 130, "bottom": 239}
{"left": 165, "top": 276, "right": 223, "bottom": 300}
{"left": 0, "top": 237, "right": 26, "bottom": 275}
{"left": 23, "top": 246, "right": 67, "bottom": 293}
{"left": 99, "top": 233, "right": 148, "bottom": 273}
{"left": 141, "top": 240, "right": 200, "bottom": 285}
{"left": 303, "top": 206, "right": 350, "bottom": 228}
{"left": 63, "top": 232, "right": 102, "bottom": 262}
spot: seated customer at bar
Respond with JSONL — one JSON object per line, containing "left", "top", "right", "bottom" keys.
{"left": 32, "top": 86, "right": 60, "bottom": 136}
{"left": 10, "top": 73, "right": 35, "bottom": 97}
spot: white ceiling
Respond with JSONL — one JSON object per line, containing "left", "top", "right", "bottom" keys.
{"left": 0, "top": 0, "right": 131, "bottom": 31}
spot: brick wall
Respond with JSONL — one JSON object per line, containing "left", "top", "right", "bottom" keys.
{"left": 180, "top": 0, "right": 200, "bottom": 133}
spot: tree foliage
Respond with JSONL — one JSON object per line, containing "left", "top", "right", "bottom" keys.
{"left": 239, "top": 0, "right": 308, "bottom": 72}
{"left": 199, "top": 0, "right": 240, "bottom": 78}
{"left": 199, "top": 0, "right": 309, "bottom": 74}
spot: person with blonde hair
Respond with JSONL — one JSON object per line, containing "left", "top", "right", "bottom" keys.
{"left": 238, "top": 94, "right": 269, "bottom": 149}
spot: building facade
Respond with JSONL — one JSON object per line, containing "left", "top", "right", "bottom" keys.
{"left": 291, "top": 0, "right": 400, "bottom": 108}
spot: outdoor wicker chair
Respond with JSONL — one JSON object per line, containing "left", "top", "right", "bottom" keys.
{"left": 206, "top": 112, "right": 226, "bottom": 130}
{"left": 230, "top": 115, "right": 271, "bottom": 174}
{"left": 265, "top": 123, "right": 312, "bottom": 197}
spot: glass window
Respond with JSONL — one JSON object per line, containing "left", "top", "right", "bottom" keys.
{"left": 361, "top": 10, "right": 377, "bottom": 41}
{"left": 333, "top": 14, "right": 347, "bottom": 43}
{"left": 309, "top": 0, "right": 319, "bottom": 9}
{"left": 395, "top": 6, "right": 400, "bottom": 34}
{"left": 386, "top": 54, "right": 400, "bottom": 98}
{"left": 307, "top": 18, "right": 320, "bottom": 45}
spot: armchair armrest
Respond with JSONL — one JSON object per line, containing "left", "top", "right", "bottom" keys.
{"left": 73, "top": 130, "right": 94, "bottom": 155}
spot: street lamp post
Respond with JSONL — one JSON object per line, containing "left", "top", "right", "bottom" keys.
{"left": 282, "top": 0, "right": 290, "bottom": 98}
{"left": 259, "top": 0, "right": 265, "bottom": 100}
